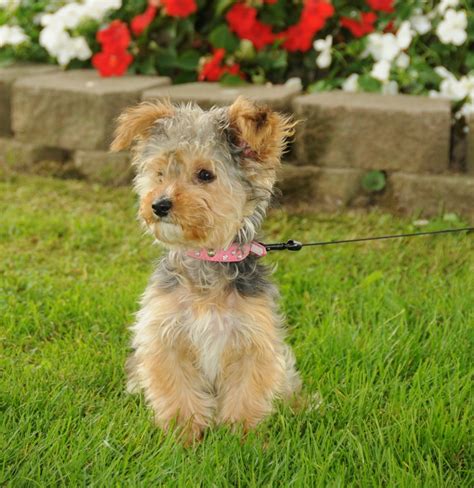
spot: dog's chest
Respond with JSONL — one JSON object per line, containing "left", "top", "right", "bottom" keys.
{"left": 186, "top": 304, "right": 236, "bottom": 383}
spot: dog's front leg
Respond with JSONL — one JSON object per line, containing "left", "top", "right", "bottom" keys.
{"left": 135, "top": 340, "right": 215, "bottom": 443}
{"left": 216, "top": 342, "right": 287, "bottom": 432}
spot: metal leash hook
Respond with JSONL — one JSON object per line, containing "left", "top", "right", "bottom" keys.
{"left": 264, "top": 239, "right": 303, "bottom": 252}
{"left": 262, "top": 227, "right": 474, "bottom": 253}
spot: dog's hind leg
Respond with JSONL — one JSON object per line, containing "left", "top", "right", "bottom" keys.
{"left": 125, "top": 351, "right": 141, "bottom": 394}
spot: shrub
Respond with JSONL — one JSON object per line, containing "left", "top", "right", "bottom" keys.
{"left": 0, "top": 0, "right": 472, "bottom": 115}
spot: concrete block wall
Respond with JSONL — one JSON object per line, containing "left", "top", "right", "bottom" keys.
{"left": 1, "top": 64, "right": 473, "bottom": 218}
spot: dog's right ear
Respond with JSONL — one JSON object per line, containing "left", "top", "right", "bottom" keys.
{"left": 110, "top": 100, "right": 174, "bottom": 152}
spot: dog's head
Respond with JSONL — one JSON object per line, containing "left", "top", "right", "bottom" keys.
{"left": 111, "top": 97, "right": 295, "bottom": 250}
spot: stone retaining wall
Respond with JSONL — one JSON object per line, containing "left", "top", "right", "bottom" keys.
{"left": 1, "top": 64, "right": 473, "bottom": 218}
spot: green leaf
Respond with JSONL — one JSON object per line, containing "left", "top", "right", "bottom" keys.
{"left": 259, "top": 2, "right": 287, "bottom": 28}
{"left": 270, "top": 50, "right": 287, "bottom": 70}
{"left": 215, "top": 0, "right": 234, "bottom": 15}
{"left": 362, "top": 171, "right": 386, "bottom": 193}
{"left": 308, "top": 80, "right": 332, "bottom": 93}
{"left": 137, "top": 57, "right": 158, "bottom": 75}
{"left": 358, "top": 75, "right": 382, "bottom": 93}
{"left": 0, "top": 51, "right": 15, "bottom": 67}
{"left": 173, "top": 71, "right": 198, "bottom": 84}
{"left": 155, "top": 48, "right": 178, "bottom": 75}
{"left": 466, "top": 51, "right": 474, "bottom": 71}
{"left": 219, "top": 73, "right": 248, "bottom": 86}
{"left": 175, "top": 50, "right": 200, "bottom": 71}
{"left": 208, "top": 24, "right": 239, "bottom": 52}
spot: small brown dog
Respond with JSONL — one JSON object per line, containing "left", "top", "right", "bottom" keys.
{"left": 112, "top": 97, "right": 301, "bottom": 442}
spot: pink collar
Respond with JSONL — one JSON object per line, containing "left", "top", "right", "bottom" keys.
{"left": 186, "top": 241, "right": 267, "bottom": 262}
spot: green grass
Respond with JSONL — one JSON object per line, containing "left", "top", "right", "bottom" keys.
{"left": 1, "top": 175, "right": 473, "bottom": 487}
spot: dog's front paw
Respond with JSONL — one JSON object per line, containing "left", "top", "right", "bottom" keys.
{"left": 158, "top": 416, "right": 207, "bottom": 447}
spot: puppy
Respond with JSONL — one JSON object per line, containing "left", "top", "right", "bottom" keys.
{"left": 112, "top": 97, "right": 301, "bottom": 442}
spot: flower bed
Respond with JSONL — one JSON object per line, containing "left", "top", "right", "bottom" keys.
{"left": 0, "top": 0, "right": 472, "bottom": 116}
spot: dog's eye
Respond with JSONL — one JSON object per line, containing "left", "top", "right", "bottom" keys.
{"left": 197, "top": 169, "right": 215, "bottom": 183}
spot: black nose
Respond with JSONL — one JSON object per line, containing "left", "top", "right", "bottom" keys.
{"left": 152, "top": 198, "right": 173, "bottom": 217}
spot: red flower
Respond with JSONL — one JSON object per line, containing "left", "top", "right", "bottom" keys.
{"left": 92, "top": 50, "right": 133, "bottom": 77}
{"left": 96, "top": 20, "right": 131, "bottom": 50}
{"left": 366, "top": 0, "right": 394, "bottom": 13}
{"left": 94, "top": 20, "right": 134, "bottom": 77}
{"left": 198, "top": 48, "right": 225, "bottom": 81}
{"left": 162, "top": 0, "right": 197, "bottom": 17}
{"left": 227, "top": 0, "right": 333, "bottom": 52}
{"left": 226, "top": 3, "right": 275, "bottom": 50}
{"left": 340, "top": 12, "right": 377, "bottom": 38}
{"left": 280, "top": 0, "right": 334, "bottom": 52}
{"left": 131, "top": 5, "right": 157, "bottom": 36}
{"left": 198, "top": 48, "right": 243, "bottom": 82}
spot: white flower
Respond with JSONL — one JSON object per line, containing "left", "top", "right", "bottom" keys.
{"left": 396, "top": 52, "right": 410, "bottom": 69}
{"left": 313, "top": 35, "right": 332, "bottom": 69}
{"left": 430, "top": 68, "right": 474, "bottom": 102}
{"left": 396, "top": 21, "right": 414, "bottom": 50}
{"left": 284, "top": 77, "right": 303, "bottom": 91}
{"left": 83, "top": 0, "right": 122, "bottom": 21}
{"left": 366, "top": 33, "right": 400, "bottom": 62}
{"left": 40, "top": 25, "right": 92, "bottom": 66}
{"left": 381, "top": 80, "right": 399, "bottom": 95}
{"left": 410, "top": 10, "right": 431, "bottom": 35}
{"left": 54, "top": 3, "right": 85, "bottom": 29}
{"left": 366, "top": 23, "right": 413, "bottom": 84}
{"left": 371, "top": 60, "right": 391, "bottom": 82}
{"left": 55, "top": 35, "right": 92, "bottom": 66}
{"left": 316, "top": 51, "right": 331, "bottom": 69}
{"left": 437, "top": 0, "right": 459, "bottom": 15}
{"left": 0, "top": 25, "right": 28, "bottom": 47}
{"left": 434, "top": 66, "right": 453, "bottom": 80}
{"left": 342, "top": 74, "right": 359, "bottom": 92}
{"left": 39, "top": 23, "right": 68, "bottom": 54}
{"left": 459, "top": 102, "right": 474, "bottom": 118}
{"left": 366, "top": 21, "right": 414, "bottom": 64}
{"left": 71, "top": 36, "right": 92, "bottom": 61}
{"left": 0, "top": 0, "right": 20, "bottom": 9}
{"left": 439, "top": 79, "right": 468, "bottom": 100}
{"left": 436, "top": 9, "right": 467, "bottom": 46}
{"left": 38, "top": 0, "right": 120, "bottom": 66}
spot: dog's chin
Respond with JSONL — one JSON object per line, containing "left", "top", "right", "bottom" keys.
{"left": 152, "top": 221, "right": 186, "bottom": 246}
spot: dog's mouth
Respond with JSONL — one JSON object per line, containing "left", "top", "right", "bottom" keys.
{"left": 152, "top": 221, "right": 185, "bottom": 245}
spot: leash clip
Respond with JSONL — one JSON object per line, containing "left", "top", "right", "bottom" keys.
{"left": 263, "top": 239, "right": 303, "bottom": 252}
{"left": 286, "top": 239, "right": 303, "bottom": 251}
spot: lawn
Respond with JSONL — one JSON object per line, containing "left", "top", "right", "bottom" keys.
{"left": 1, "top": 175, "right": 473, "bottom": 486}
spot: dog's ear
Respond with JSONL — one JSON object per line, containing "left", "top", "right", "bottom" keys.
{"left": 111, "top": 100, "right": 174, "bottom": 152}
{"left": 227, "top": 96, "right": 296, "bottom": 168}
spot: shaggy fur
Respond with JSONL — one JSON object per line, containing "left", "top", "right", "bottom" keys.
{"left": 112, "top": 97, "right": 301, "bottom": 443}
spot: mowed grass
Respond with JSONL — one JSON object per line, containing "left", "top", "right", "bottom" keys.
{"left": 1, "top": 174, "right": 473, "bottom": 487}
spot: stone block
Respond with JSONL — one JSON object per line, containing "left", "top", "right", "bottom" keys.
{"left": 293, "top": 92, "right": 451, "bottom": 174}
{"left": 0, "top": 63, "right": 58, "bottom": 136}
{"left": 0, "top": 137, "right": 67, "bottom": 171}
{"left": 142, "top": 82, "right": 301, "bottom": 112}
{"left": 389, "top": 172, "right": 474, "bottom": 217}
{"left": 12, "top": 70, "right": 170, "bottom": 151}
{"left": 277, "top": 164, "right": 364, "bottom": 209}
{"left": 73, "top": 150, "right": 133, "bottom": 186}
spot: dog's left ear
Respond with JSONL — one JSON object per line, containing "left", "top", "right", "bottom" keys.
{"left": 111, "top": 100, "right": 174, "bottom": 152}
{"left": 227, "top": 96, "right": 296, "bottom": 168}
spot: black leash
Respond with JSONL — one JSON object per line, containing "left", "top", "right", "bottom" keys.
{"left": 263, "top": 227, "right": 474, "bottom": 252}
